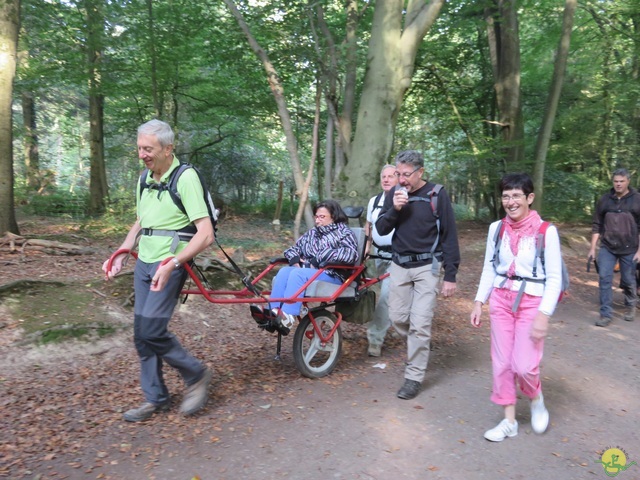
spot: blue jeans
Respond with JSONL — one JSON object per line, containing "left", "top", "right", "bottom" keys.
{"left": 270, "top": 266, "right": 342, "bottom": 315}
{"left": 597, "top": 247, "right": 637, "bottom": 318}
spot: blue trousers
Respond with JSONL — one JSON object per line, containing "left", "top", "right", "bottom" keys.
{"left": 597, "top": 247, "right": 637, "bottom": 319}
{"left": 133, "top": 260, "right": 206, "bottom": 405}
{"left": 270, "top": 266, "right": 342, "bottom": 315}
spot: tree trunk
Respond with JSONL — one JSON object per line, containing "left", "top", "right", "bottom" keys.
{"left": 336, "top": 0, "right": 359, "bottom": 162}
{"left": 85, "top": 0, "right": 108, "bottom": 215}
{"left": 224, "top": 0, "right": 314, "bottom": 229}
{"left": 273, "top": 180, "right": 283, "bottom": 232}
{"left": 334, "top": 0, "right": 444, "bottom": 207}
{"left": 0, "top": 0, "right": 20, "bottom": 235}
{"left": 294, "top": 80, "right": 321, "bottom": 239}
{"left": 323, "top": 117, "right": 334, "bottom": 199}
{"left": 312, "top": 0, "right": 358, "bottom": 197}
{"left": 587, "top": 6, "right": 616, "bottom": 180}
{"left": 532, "top": 0, "right": 577, "bottom": 213}
{"left": 22, "top": 91, "right": 41, "bottom": 191}
{"left": 146, "top": 0, "right": 161, "bottom": 118}
{"left": 632, "top": 14, "right": 640, "bottom": 171}
{"left": 485, "top": 0, "right": 524, "bottom": 166}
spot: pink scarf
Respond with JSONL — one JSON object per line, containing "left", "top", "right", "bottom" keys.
{"left": 503, "top": 210, "right": 542, "bottom": 277}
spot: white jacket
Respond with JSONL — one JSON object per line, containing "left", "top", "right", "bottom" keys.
{"left": 474, "top": 220, "right": 563, "bottom": 316}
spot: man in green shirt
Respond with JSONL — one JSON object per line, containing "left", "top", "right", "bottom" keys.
{"left": 103, "top": 120, "right": 214, "bottom": 422}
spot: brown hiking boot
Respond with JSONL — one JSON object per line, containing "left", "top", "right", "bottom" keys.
{"left": 123, "top": 401, "right": 170, "bottom": 422}
{"left": 595, "top": 316, "right": 612, "bottom": 327}
{"left": 624, "top": 308, "right": 636, "bottom": 322}
{"left": 180, "top": 368, "right": 213, "bottom": 416}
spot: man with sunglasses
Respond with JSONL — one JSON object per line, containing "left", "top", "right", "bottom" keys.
{"left": 376, "top": 150, "right": 460, "bottom": 400}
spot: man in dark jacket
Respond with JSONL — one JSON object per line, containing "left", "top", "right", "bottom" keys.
{"left": 376, "top": 150, "right": 460, "bottom": 400}
{"left": 588, "top": 168, "right": 640, "bottom": 327}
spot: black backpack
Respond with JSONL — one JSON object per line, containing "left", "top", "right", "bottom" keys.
{"left": 407, "top": 184, "right": 444, "bottom": 252}
{"left": 139, "top": 163, "right": 219, "bottom": 235}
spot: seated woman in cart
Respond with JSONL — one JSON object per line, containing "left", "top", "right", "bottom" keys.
{"left": 265, "top": 199, "right": 359, "bottom": 334}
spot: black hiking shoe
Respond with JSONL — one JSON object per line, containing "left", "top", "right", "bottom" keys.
{"left": 397, "top": 379, "right": 421, "bottom": 400}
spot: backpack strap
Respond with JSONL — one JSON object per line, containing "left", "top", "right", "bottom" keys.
{"left": 405, "top": 184, "right": 444, "bottom": 274}
{"left": 534, "top": 221, "right": 551, "bottom": 278}
{"left": 493, "top": 220, "right": 554, "bottom": 312}
{"left": 491, "top": 220, "right": 506, "bottom": 268}
{"left": 429, "top": 184, "right": 443, "bottom": 218}
{"left": 139, "top": 164, "right": 186, "bottom": 210}
{"left": 164, "top": 163, "right": 190, "bottom": 215}
{"left": 371, "top": 192, "right": 384, "bottom": 211}
{"left": 137, "top": 164, "right": 194, "bottom": 253}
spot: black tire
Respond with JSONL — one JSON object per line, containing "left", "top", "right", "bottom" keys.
{"left": 292, "top": 309, "right": 342, "bottom": 378}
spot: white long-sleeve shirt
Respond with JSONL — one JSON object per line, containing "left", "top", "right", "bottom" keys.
{"left": 474, "top": 220, "right": 563, "bottom": 316}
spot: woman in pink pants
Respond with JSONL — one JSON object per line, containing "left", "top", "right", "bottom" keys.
{"left": 469, "top": 173, "right": 563, "bottom": 442}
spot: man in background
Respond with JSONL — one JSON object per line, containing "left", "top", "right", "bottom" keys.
{"left": 364, "top": 164, "right": 397, "bottom": 357}
{"left": 589, "top": 168, "right": 640, "bottom": 327}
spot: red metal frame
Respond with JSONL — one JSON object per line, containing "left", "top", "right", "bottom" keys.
{"left": 106, "top": 248, "right": 389, "bottom": 341}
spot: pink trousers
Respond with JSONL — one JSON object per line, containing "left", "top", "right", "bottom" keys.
{"left": 488, "top": 288, "right": 544, "bottom": 405}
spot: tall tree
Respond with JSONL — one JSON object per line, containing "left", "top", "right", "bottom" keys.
{"left": 314, "top": 0, "right": 360, "bottom": 189}
{"left": 223, "top": 0, "right": 315, "bottom": 230}
{"left": 84, "top": 0, "right": 108, "bottom": 215}
{"left": 21, "top": 91, "right": 40, "bottom": 190}
{"left": 532, "top": 0, "right": 577, "bottom": 213}
{"left": 334, "top": 0, "right": 445, "bottom": 206}
{"left": 485, "top": 0, "right": 524, "bottom": 168}
{"left": 0, "top": 0, "right": 20, "bottom": 235}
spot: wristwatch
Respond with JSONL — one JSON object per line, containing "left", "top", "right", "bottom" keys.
{"left": 172, "top": 257, "right": 181, "bottom": 269}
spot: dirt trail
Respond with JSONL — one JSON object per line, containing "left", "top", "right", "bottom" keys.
{"left": 1, "top": 221, "right": 639, "bottom": 480}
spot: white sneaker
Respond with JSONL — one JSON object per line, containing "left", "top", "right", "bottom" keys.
{"left": 282, "top": 313, "right": 296, "bottom": 328}
{"left": 531, "top": 393, "right": 549, "bottom": 434}
{"left": 272, "top": 309, "right": 296, "bottom": 328}
{"left": 484, "top": 419, "right": 518, "bottom": 442}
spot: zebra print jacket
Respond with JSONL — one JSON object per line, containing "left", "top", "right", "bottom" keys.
{"left": 284, "top": 222, "right": 358, "bottom": 280}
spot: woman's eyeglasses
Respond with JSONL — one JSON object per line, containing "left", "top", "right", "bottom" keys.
{"left": 501, "top": 193, "right": 527, "bottom": 202}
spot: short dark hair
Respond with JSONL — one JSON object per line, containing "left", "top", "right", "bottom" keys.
{"left": 612, "top": 168, "right": 630, "bottom": 180}
{"left": 394, "top": 150, "right": 424, "bottom": 169}
{"left": 499, "top": 173, "right": 534, "bottom": 196}
{"left": 315, "top": 199, "right": 348, "bottom": 224}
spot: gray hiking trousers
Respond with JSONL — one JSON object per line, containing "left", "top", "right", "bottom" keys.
{"left": 133, "top": 260, "right": 206, "bottom": 405}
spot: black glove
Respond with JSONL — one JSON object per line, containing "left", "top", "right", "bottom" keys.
{"left": 309, "top": 256, "right": 320, "bottom": 268}
{"left": 288, "top": 255, "right": 300, "bottom": 266}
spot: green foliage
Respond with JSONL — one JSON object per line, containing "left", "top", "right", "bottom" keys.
{"left": 10, "top": 0, "right": 640, "bottom": 228}
{"left": 24, "top": 189, "right": 89, "bottom": 219}
{"left": 233, "top": 198, "right": 301, "bottom": 221}
{"left": 540, "top": 171, "right": 601, "bottom": 223}
{"left": 452, "top": 203, "right": 490, "bottom": 222}
{"left": 39, "top": 324, "right": 116, "bottom": 345}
